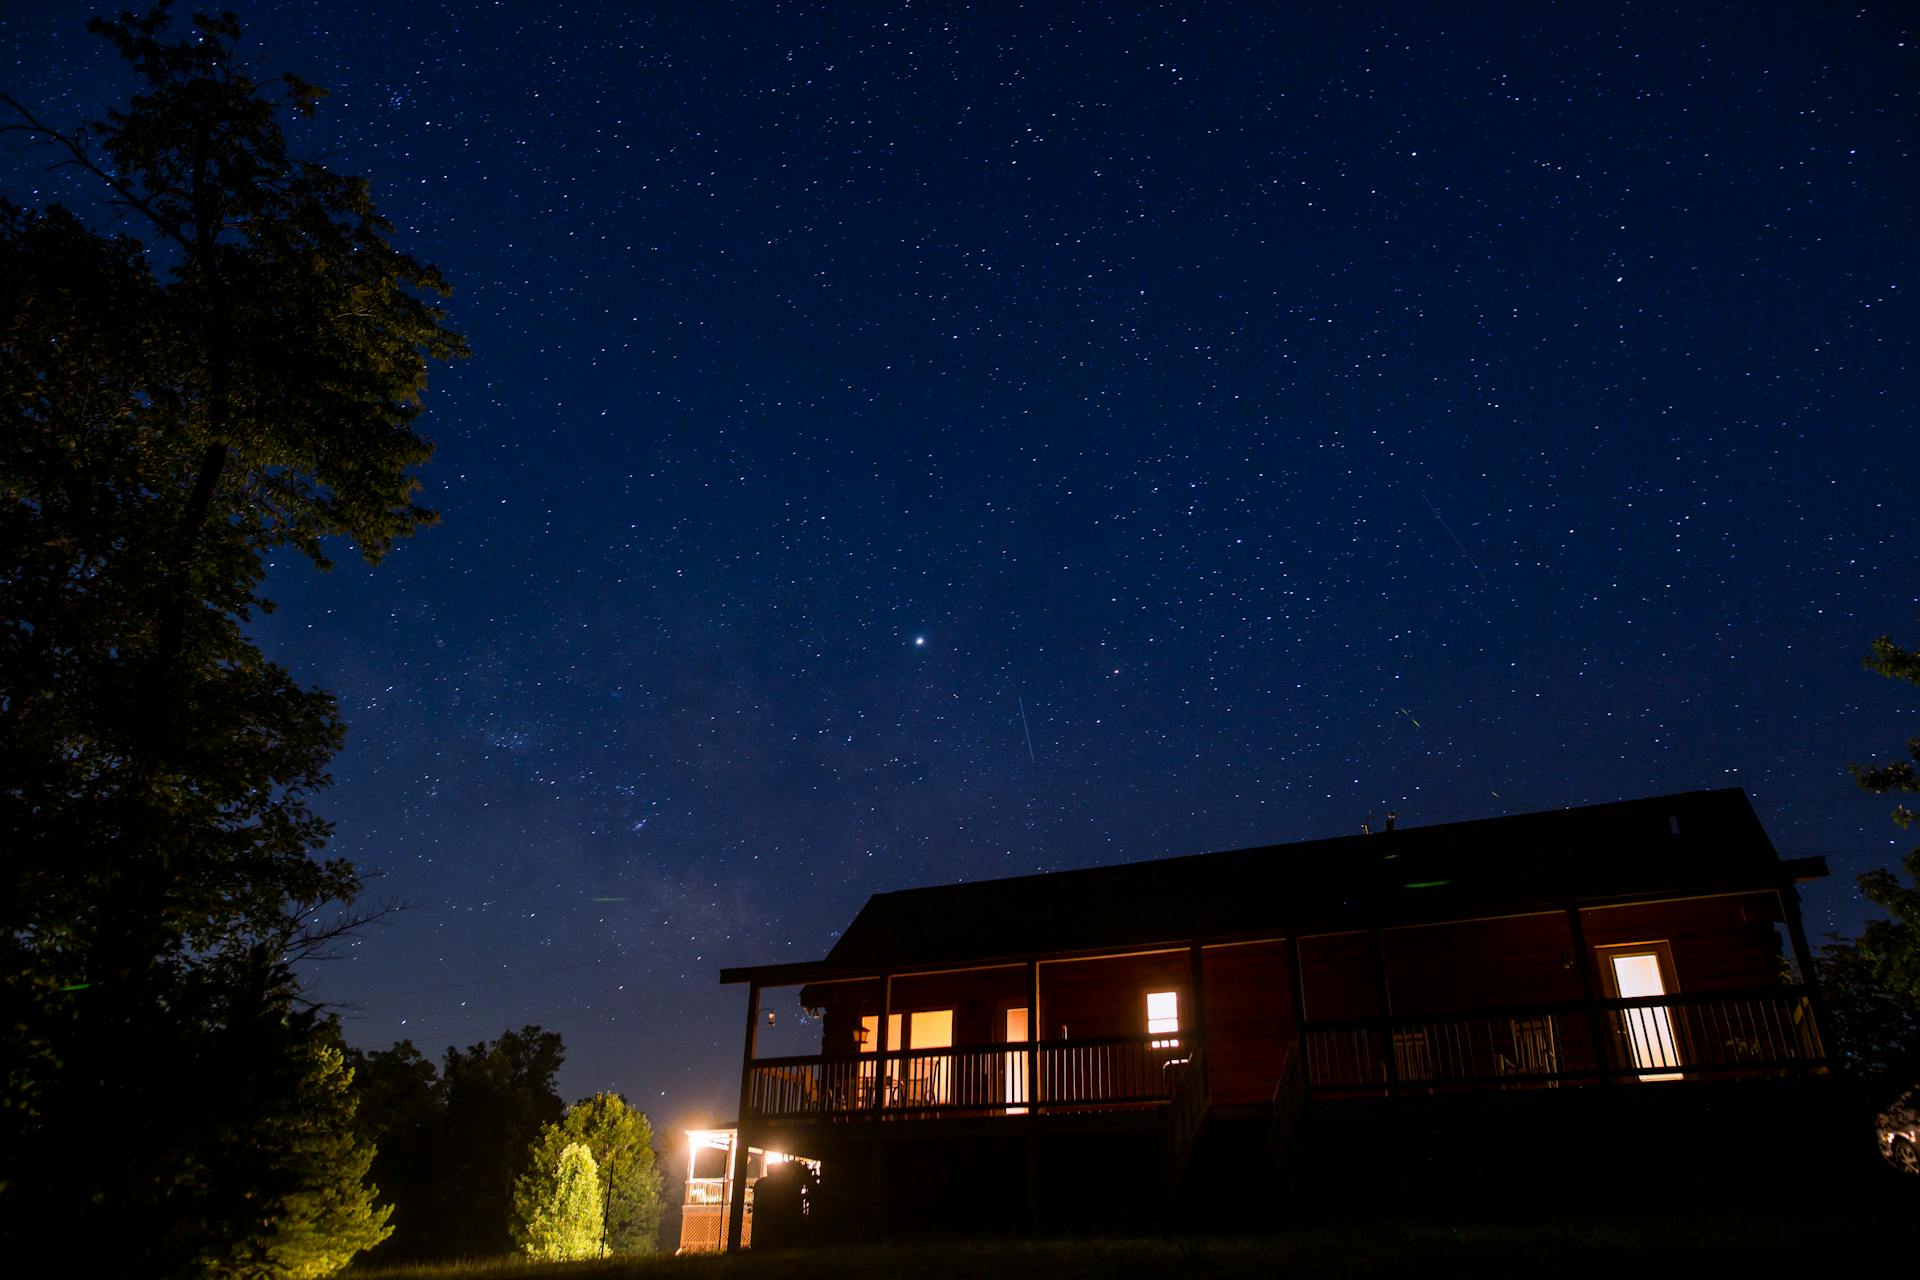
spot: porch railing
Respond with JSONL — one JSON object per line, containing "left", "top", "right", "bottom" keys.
{"left": 743, "top": 988, "right": 1825, "bottom": 1123}
{"left": 745, "top": 1033, "right": 1195, "bottom": 1122}
{"left": 1301, "top": 985, "right": 1825, "bottom": 1093}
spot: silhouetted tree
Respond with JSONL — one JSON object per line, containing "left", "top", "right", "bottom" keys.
{"left": 0, "top": 4, "right": 461, "bottom": 1272}
{"left": 1850, "top": 625, "right": 1920, "bottom": 1008}
{"left": 344, "top": 1041, "right": 444, "bottom": 1260}
{"left": 1821, "top": 621, "right": 1920, "bottom": 1087}
{"left": 349, "top": 1027, "right": 566, "bottom": 1260}
{"left": 1816, "top": 939, "right": 1920, "bottom": 1086}
{"left": 439, "top": 1027, "right": 567, "bottom": 1256}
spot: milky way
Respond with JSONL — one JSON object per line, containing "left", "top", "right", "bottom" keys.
{"left": 6, "top": 3, "right": 1915, "bottom": 1128}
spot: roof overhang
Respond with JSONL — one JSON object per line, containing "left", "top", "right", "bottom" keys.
{"left": 720, "top": 859, "right": 1829, "bottom": 988}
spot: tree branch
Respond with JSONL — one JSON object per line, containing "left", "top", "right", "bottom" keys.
{"left": 0, "top": 93, "right": 197, "bottom": 258}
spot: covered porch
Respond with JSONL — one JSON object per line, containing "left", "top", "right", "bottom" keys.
{"left": 729, "top": 887, "right": 1831, "bottom": 1116}
{"left": 715, "top": 875, "right": 1831, "bottom": 1247}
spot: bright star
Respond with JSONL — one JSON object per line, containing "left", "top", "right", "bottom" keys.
{"left": 914, "top": 636, "right": 926, "bottom": 647}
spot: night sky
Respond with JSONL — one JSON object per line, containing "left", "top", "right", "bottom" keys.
{"left": 6, "top": 3, "right": 1916, "bottom": 1132}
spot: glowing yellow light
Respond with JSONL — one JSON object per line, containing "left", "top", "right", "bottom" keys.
{"left": 1147, "top": 990, "right": 1180, "bottom": 1048}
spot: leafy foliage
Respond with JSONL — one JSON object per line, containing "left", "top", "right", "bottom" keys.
{"left": 518, "top": 1143, "right": 606, "bottom": 1262}
{"left": 349, "top": 1027, "right": 566, "bottom": 1261}
{"left": 345, "top": 1040, "right": 445, "bottom": 1258}
{"left": 1849, "top": 625, "right": 1920, "bottom": 1008}
{"left": 1823, "top": 620, "right": 1920, "bottom": 1084}
{"left": 258, "top": 1035, "right": 394, "bottom": 1279}
{"left": 441, "top": 1028, "right": 567, "bottom": 1256}
{"left": 1815, "top": 939, "right": 1920, "bottom": 1086}
{"left": 0, "top": 4, "right": 461, "bottom": 1273}
{"left": 511, "top": 1092, "right": 665, "bottom": 1256}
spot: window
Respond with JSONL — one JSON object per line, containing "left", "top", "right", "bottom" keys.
{"left": 859, "top": 1010, "right": 953, "bottom": 1105}
{"left": 858, "top": 1013, "right": 903, "bottom": 1105}
{"left": 1147, "top": 990, "right": 1180, "bottom": 1048}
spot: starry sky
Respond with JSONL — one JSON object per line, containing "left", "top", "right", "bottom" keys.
{"left": 5, "top": 2, "right": 1916, "bottom": 1130}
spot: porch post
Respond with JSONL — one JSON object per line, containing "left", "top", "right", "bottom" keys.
{"left": 1778, "top": 886, "right": 1830, "bottom": 1060}
{"left": 1780, "top": 887, "right": 1819, "bottom": 982}
{"left": 1026, "top": 958, "right": 1042, "bottom": 1236}
{"left": 1565, "top": 905, "right": 1612, "bottom": 1085}
{"left": 1187, "top": 941, "right": 1208, "bottom": 1082}
{"left": 1368, "top": 926, "right": 1408, "bottom": 1202}
{"left": 868, "top": 972, "right": 894, "bottom": 1240}
{"left": 1368, "top": 927, "right": 1397, "bottom": 1099}
{"left": 1287, "top": 935, "right": 1308, "bottom": 1023}
{"left": 1026, "top": 959, "right": 1041, "bottom": 1110}
{"left": 873, "top": 973, "right": 893, "bottom": 1109}
{"left": 725, "top": 981, "right": 761, "bottom": 1252}
{"left": 1287, "top": 934, "right": 1309, "bottom": 1089}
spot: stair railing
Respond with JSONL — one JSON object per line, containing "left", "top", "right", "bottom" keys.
{"left": 1159, "top": 1041, "right": 1211, "bottom": 1207}
{"left": 1267, "top": 1031, "right": 1308, "bottom": 1215}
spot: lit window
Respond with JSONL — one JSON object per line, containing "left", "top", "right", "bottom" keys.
{"left": 1147, "top": 990, "right": 1180, "bottom": 1048}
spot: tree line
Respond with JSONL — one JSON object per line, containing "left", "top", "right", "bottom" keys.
{"left": 347, "top": 1026, "right": 667, "bottom": 1263}
{"left": 2, "top": 4, "right": 457, "bottom": 1273}
{"left": 1818, "top": 626, "right": 1920, "bottom": 1091}
{"left": 0, "top": 11, "right": 673, "bottom": 1267}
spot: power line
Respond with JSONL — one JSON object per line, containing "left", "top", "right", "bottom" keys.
{"left": 340, "top": 989, "right": 681, "bottom": 1048}
{"left": 325, "top": 945, "right": 682, "bottom": 1006}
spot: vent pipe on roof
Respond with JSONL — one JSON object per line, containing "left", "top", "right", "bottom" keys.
{"left": 1361, "top": 810, "right": 1398, "bottom": 835}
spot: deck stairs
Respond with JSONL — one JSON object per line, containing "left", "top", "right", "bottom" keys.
{"left": 1162, "top": 1037, "right": 1310, "bottom": 1228}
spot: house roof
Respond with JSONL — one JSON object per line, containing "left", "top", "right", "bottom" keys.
{"left": 722, "top": 788, "right": 1824, "bottom": 986}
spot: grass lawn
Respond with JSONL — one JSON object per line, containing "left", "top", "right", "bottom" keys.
{"left": 350, "top": 1203, "right": 1910, "bottom": 1278}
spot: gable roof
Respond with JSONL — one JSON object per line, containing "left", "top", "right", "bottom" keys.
{"left": 723, "top": 788, "right": 1823, "bottom": 985}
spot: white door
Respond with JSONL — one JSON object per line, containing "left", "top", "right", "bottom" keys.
{"left": 1005, "top": 1007, "right": 1029, "bottom": 1112}
{"left": 1606, "top": 950, "right": 1683, "bottom": 1080}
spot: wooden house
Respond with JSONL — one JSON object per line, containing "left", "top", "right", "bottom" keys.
{"left": 687, "top": 789, "right": 1833, "bottom": 1250}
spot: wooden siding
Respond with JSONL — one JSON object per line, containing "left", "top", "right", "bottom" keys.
{"left": 1040, "top": 951, "right": 1189, "bottom": 1041}
{"left": 1201, "top": 941, "right": 1294, "bottom": 1104}
{"left": 1381, "top": 912, "right": 1582, "bottom": 1015}
{"left": 1580, "top": 893, "right": 1784, "bottom": 992}
{"left": 1298, "top": 931, "right": 1380, "bottom": 1022}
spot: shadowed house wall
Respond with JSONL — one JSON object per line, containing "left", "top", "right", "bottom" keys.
{"left": 1581, "top": 893, "right": 1785, "bottom": 991}
{"left": 1201, "top": 940, "right": 1294, "bottom": 1104}
{"left": 1039, "top": 952, "right": 1189, "bottom": 1042}
{"left": 1298, "top": 931, "right": 1380, "bottom": 1022}
{"left": 1382, "top": 912, "right": 1583, "bottom": 1015}
{"left": 803, "top": 892, "right": 1792, "bottom": 1106}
